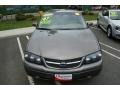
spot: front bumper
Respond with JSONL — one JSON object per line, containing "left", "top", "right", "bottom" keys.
{"left": 24, "top": 60, "right": 102, "bottom": 80}
{"left": 113, "top": 30, "right": 120, "bottom": 39}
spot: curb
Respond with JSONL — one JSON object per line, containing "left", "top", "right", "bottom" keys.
{"left": 87, "top": 20, "right": 97, "bottom": 25}
{"left": 0, "top": 27, "right": 35, "bottom": 39}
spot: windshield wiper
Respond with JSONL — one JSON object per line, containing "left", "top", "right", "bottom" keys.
{"left": 37, "top": 27, "right": 52, "bottom": 30}
{"left": 37, "top": 27, "right": 87, "bottom": 30}
{"left": 55, "top": 28, "right": 87, "bottom": 30}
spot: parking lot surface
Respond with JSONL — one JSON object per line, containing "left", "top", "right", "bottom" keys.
{"left": 0, "top": 26, "right": 120, "bottom": 85}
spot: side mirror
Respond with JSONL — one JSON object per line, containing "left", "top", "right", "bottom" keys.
{"left": 32, "top": 22, "right": 37, "bottom": 27}
{"left": 104, "top": 16, "right": 109, "bottom": 19}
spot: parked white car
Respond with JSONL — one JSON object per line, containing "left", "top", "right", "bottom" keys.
{"left": 97, "top": 9, "right": 120, "bottom": 39}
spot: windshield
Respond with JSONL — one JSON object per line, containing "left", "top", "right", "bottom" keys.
{"left": 38, "top": 12, "right": 87, "bottom": 30}
{"left": 110, "top": 11, "right": 120, "bottom": 20}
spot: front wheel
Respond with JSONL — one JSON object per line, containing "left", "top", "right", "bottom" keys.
{"left": 107, "top": 27, "right": 113, "bottom": 38}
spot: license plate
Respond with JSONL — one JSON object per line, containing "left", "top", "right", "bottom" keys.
{"left": 54, "top": 74, "right": 72, "bottom": 81}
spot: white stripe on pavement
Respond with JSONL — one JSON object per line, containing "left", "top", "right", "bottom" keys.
{"left": 26, "top": 35, "right": 30, "bottom": 40}
{"left": 100, "top": 42, "right": 120, "bottom": 53}
{"left": 16, "top": 37, "right": 35, "bottom": 85}
{"left": 27, "top": 76, "right": 35, "bottom": 85}
{"left": 17, "top": 37, "right": 24, "bottom": 61}
{"left": 102, "top": 49, "right": 120, "bottom": 60}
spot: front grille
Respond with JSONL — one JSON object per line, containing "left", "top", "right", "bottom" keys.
{"left": 44, "top": 57, "right": 83, "bottom": 69}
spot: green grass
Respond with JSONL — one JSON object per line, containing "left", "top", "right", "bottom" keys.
{"left": 83, "top": 14, "right": 98, "bottom": 21}
{"left": 0, "top": 20, "right": 33, "bottom": 31}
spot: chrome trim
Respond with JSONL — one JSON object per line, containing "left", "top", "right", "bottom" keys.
{"left": 43, "top": 57, "right": 85, "bottom": 69}
{"left": 67, "top": 60, "right": 81, "bottom": 64}
{"left": 45, "top": 60, "right": 81, "bottom": 65}
{"left": 46, "top": 61, "right": 60, "bottom": 65}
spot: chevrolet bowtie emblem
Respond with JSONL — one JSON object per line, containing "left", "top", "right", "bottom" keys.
{"left": 60, "top": 61, "right": 66, "bottom": 67}
{"left": 61, "top": 61, "right": 66, "bottom": 64}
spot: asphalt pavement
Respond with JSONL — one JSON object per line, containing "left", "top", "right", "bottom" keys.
{"left": 0, "top": 26, "right": 120, "bottom": 85}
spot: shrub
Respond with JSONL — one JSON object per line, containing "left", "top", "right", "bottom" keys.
{"left": 25, "top": 15, "right": 34, "bottom": 19}
{"left": 25, "top": 15, "right": 38, "bottom": 21}
{"left": 88, "top": 12, "right": 94, "bottom": 15}
{"left": 82, "top": 10, "right": 89, "bottom": 15}
{"left": 82, "top": 11, "right": 87, "bottom": 15}
{"left": 30, "top": 16, "right": 38, "bottom": 21}
{"left": 15, "top": 13, "right": 26, "bottom": 21}
{"left": 82, "top": 11, "right": 94, "bottom": 15}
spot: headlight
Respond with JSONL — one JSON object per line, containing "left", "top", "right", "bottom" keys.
{"left": 83, "top": 51, "right": 102, "bottom": 65}
{"left": 24, "top": 52, "right": 42, "bottom": 65}
{"left": 115, "top": 26, "right": 120, "bottom": 30}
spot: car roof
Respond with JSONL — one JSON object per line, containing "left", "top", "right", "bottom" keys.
{"left": 109, "top": 9, "right": 120, "bottom": 11}
{"left": 45, "top": 9, "right": 81, "bottom": 15}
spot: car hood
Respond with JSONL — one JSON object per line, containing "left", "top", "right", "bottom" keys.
{"left": 26, "top": 29, "right": 100, "bottom": 60}
{"left": 111, "top": 20, "right": 120, "bottom": 26}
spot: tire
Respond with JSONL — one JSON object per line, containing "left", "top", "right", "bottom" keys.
{"left": 107, "top": 27, "right": 113, "bottom": 38}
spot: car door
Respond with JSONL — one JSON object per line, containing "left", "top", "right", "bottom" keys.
{"left": 97, "top": 11, "right": 103, "bottom": 26}
{"left": 102, "top": 10, "right": 109, "bottom": 30}
{"left": 98, "top": 10, "right": 107, "bottom": 28}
